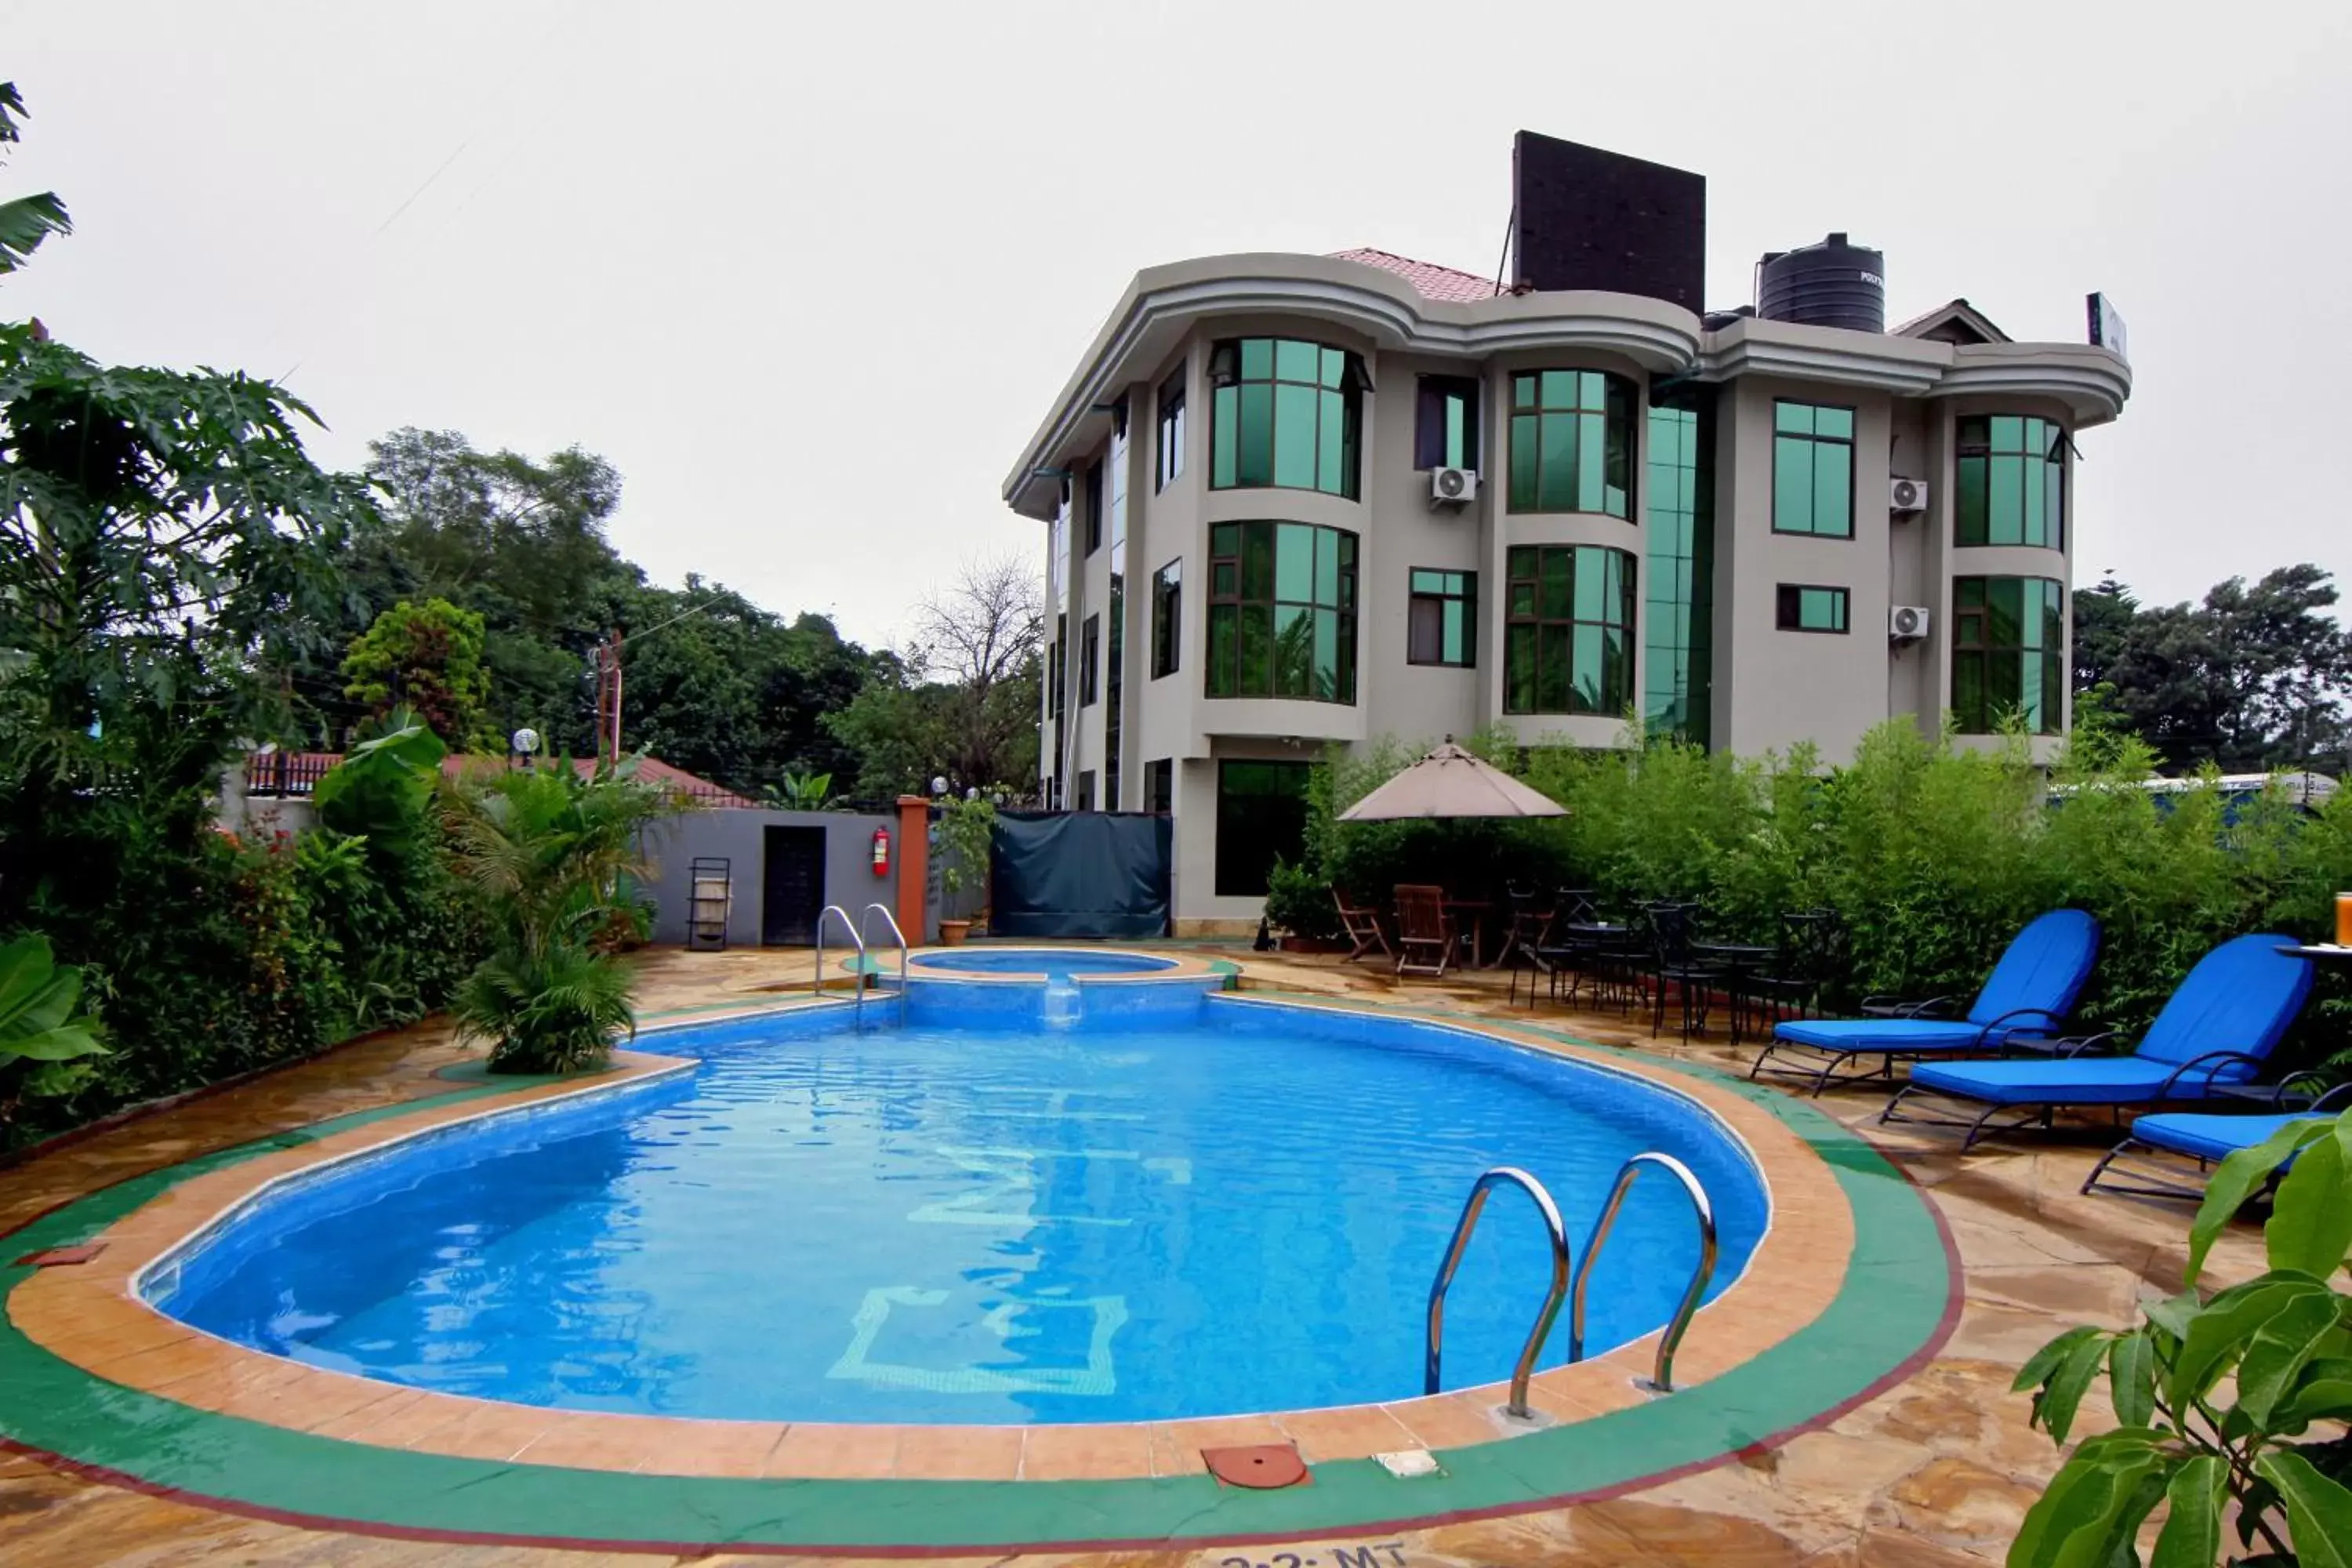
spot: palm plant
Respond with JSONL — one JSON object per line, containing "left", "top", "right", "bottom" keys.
{"left": 441, "top": 761, "right": 674, "bottom": 1073}
{"left": 1, "top": 82, "right": 71, "bottom": 275}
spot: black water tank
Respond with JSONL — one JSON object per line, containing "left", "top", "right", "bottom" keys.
{"left": 1757, "top": 233, "right": 1885, "bottom": 332}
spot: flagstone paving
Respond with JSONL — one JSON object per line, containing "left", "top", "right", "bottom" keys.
{"left": 0, "top": 944, "right": 2272, "bottom": 1566}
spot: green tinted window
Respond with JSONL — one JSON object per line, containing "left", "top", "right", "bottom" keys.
{"left": 1207, "top": 338, "right": 1364, "bottom": 499}
{"left": 1774, "top": 583, "right": 1849, "bottom": 633}
{"left": 1956, "top": 415, "right": 2066, "bottom": 548}
{"left": 1951, "top": 575, "right": 2066, "bottom": 734}
{"left": 1406, "top": 568, "right": 1475, "bottom": 667}
{"left": 1644, "top": 398, "right": 1712, "bottom": 746}
{"left": 1505, "top": 370, "right": 1634, "bottom": 518}
{"left": 1502, "top": 545, "right": 1636, "bottom": 714}
{"left": 1205, "top": 521, "right": 1357, "bottom": 703}
{"left": 1771, "top": 399, "right": 1854, "bottom": 537}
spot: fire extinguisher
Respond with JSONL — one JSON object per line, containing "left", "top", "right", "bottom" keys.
{"left": 871, "top": 827, "right": 890, "bottom": 877}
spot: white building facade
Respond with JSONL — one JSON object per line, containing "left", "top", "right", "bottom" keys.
{"left": 1003, "top": 251, "right": 2129, "bottom": 934}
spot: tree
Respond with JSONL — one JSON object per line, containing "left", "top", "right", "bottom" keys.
{"left": 340, "top": 597, "right": 494, "bottom": 750}
{"left": 826, "top": 556, "right": 1043, "bottom": 798}
{"left": 0, "top": 82, "right": 70, "bottom": 274}
{"left": 2074, "top": 566, "right": 2352, "bottom": 775}
{"left": 296, "top": 427, "right": 641, "bottom": 752}
{"left": 0, "top": 324, "right": 371, "bottom": 896}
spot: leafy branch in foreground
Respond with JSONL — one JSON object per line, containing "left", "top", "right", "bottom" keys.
{"left": 2010, "top": 1112, "right": 2352, "bottom": 1566}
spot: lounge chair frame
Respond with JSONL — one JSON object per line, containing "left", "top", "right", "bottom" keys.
{"left": 1880, "top": 1038, "right": 2273, "bottom": 1152}
{"left": 1747, "top": 1004, "right": 2068, "bottom": 1097}
{"left": 2080, "top": 1079, "right": 2352, "bottom": 1200}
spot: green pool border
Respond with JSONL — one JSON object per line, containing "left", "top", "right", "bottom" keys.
{"left": 0, "top": 998, "right": 1959, "bottom": 1556}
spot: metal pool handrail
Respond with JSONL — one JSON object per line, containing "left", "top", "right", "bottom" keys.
{"left": 814, "top": 904, "right": 867, "bottom": 1031}
{"left": 1568, "top": 1151, "right": 1718, "bottom": 1393}
{"left": 1425, "top": 1166, "right": 1570, "bottom": 1421}
{"left": 860, "top": 902, "right": 909, "bottom": 1028}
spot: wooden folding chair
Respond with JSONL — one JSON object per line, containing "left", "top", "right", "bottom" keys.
{"left": 1393, "top": 884, "right": 1456, "bottom": 978}
{"left": 1334, "top": 890, "right": 1392, "bottom": 962}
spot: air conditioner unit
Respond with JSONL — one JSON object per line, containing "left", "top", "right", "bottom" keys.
{"left": 1430, "top": 466, "right": 1478, "bottom": 506}
{"left": 1889, "top": 605, "right": 1932, "bottom": 642}
{"left": 1890, "top": 477, "right": 1929, "bottom": 514}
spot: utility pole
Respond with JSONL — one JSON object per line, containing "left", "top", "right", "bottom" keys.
{"left": 591, "top": 630, "right": 624, "bottom": 767}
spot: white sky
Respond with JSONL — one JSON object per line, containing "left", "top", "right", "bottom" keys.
{"left": 8, "top": 1, "right": 2347, "bottom": 648}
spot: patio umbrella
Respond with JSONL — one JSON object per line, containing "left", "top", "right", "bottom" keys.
{"left": 1338, "top": 740, "right": 1566, "bottom": 822}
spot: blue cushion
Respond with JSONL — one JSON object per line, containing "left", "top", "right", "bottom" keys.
{"left": 1968, "top": 909, "right": 2100, "bottom": 1028}
{"left": 1909, "top": 1055, "right": 2251, "bottom": 1106}
{"left": 2129, "top": 1112, "right": 2305, "bottom": 1165}
{"left": 1774, "top": 1018, "right": 2039, "bottom": 1053}
{"left": 2132, "top": 934, "right": 2314, "bottom": 1068}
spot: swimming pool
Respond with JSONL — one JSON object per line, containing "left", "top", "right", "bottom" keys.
{"left": 145, "top": 989, "right": 1766, "bottom": 1427}
{"left": 906, "top": 946, "right": 1178, "bottom": 980}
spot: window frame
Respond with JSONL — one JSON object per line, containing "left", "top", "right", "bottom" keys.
{"left": 1154, "top": 365, "right": 1186, "bottom": 492}
{"left": 1214, "top": 759, "right": 1312, "bottom": 898}
{"left": 1143, "top": 757, "right": 1173, "bottom": 815}
{"left": 1505, "top": 368, "right": 1636, "bottom": 518}
{"left": 1774, "top": 583, "right": 1850, "bottom": 635}
{"left": 1204, "top": 521, "right": 1359, "bottom": 705}
{"left": 1079, "top": 613, "right": 1100, "bottom": 707}
{"left": 1207, "top": 336, "right": 1367, "bottom": 500}
{"left": 1082, "top": 459, "right": 1103, "bottom": 555}
{"left": 1149, "top": 558, "right": 1181, "bottom": 679}
{"left": 1951, "top": 575, "right": 2067, "bottom": 735}
{"left": 1414, "top": 375, "right": 1482, "bottom": 471}
{"left": 1955, "top": 414, "right": 2066, "bottom": 550}
{"left": 1074, "top": 770, "right": 1095, "bottom": 812}
{"left": 1501, "top": 544, "right": 1638, "bottom": 716}
{"left": 1770, "top": 399, "right": 1857, "bottom": 539}
{"left": 1406, "top": 567, "right": 1477, "bottom": 668}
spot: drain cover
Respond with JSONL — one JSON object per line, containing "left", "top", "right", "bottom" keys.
{"left": 1201, "top": 1442, "right": 1310, "bottom": 1490}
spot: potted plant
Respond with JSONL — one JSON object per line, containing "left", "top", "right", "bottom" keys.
{"left": 934, "top": 795, "right": 996, "bottom": 946}
{"left": 1264, "top": 859, "right": 1347, "bottom": 953}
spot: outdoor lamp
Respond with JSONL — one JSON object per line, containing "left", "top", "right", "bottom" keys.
{"left": 510, "top": 728, "right": 541, "bottom": 770}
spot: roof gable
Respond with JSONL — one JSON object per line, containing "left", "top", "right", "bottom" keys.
{"left": 1892, "top": 298, "right": 2012, "bottom": 346}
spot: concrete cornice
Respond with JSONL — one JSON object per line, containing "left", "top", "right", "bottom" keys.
{"left": 1004, "top": 253, "right": 2132, "bottom": 518}
{"left": 1934, "top": 343, "right": 2132, "bottom": 426}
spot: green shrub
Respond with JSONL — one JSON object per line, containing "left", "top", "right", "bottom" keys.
{"left": 1292, "top": 716, "right": 2352, "bottom": 1071}
{"left": 441, "top": 760, "right": 675, "bottom": 1074}
{"left": 1263, "top": 859, "right": 1341, "bottom": 942}
{"left": 2010, "top": 1112, "right": 2352, "bottom": 1568}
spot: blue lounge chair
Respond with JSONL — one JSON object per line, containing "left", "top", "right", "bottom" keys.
{"left": 1884, "top": 933, "right": 2316, "bottom": 1151}
{"left": 1751, "top": 909, "right": 2100, "bottom": 1095}
{"left": 2082, "top": 1081, "right": 2352, "bottom": 1199}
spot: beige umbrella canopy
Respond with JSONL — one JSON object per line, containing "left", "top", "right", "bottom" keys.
{"left": 1338, "top": 740, "right": 1568, "bottom": 822}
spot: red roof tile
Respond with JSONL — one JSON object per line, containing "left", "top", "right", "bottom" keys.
{"left": 1327, "top": 247, "right": 1500, "bottom": 303}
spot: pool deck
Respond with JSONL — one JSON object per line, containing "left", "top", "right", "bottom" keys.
{"left": 0, "top": 942, "right": 2271, "bottom": 1566}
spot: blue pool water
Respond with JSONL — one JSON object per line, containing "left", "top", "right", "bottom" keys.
{"left": 908, "top": 948, "right": 1178, "bottom": 978}
{"left": 151, "top": 993, "right": 1767, "bottom": 1425}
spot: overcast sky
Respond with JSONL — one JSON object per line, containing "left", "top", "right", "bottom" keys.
{"left": 7, "top": 2, "right": 2347, "bottom": 648}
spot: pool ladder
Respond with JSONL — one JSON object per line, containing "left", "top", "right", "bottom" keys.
{"left": 1424, "top": 1152, "right": 1718, "bottom": 1419}
{"left": 813, "top": 903, "right": 909, "bottom": 1031}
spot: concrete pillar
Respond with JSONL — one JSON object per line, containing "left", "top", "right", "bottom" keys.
{"left": 895, "top": 795, "right": 930, "bottom": 943}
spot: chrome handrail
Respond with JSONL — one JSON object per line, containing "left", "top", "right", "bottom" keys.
{"left": 815, "top": 904, "right": 867, "bottom": 1031}
{"left": 1425, "top": 1166, "right": 1570, "bottom": 1421}
{"left": 1568, "top": 1151, "right": 1718, "bottom": 1393}
{"left": 860, "top": 902, "right": 909, "bottom": 1028}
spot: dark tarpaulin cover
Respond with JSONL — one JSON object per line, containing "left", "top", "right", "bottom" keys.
{"left": 989, "top": 811, "right": 1171, "bottom": 939}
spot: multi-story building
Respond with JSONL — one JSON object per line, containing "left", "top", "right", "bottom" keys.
{"left": 1000, "top": 136, "right": 2130, "bottom": 934}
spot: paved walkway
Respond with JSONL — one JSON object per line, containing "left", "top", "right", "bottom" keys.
{"left": 0, "top": 946, "right": 2266, "bottom": 1566}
